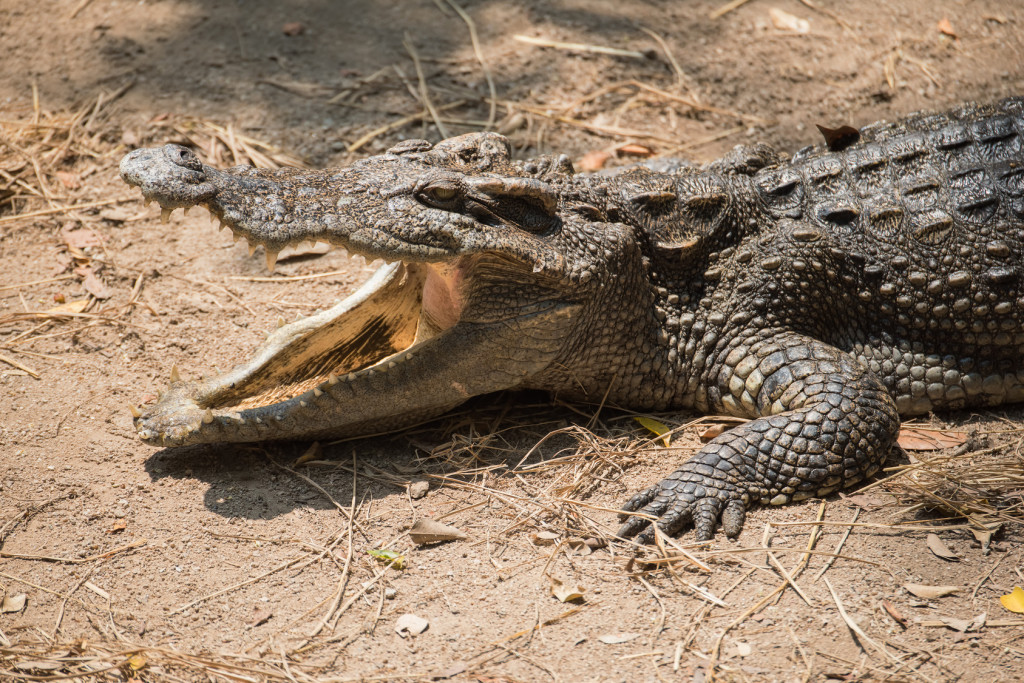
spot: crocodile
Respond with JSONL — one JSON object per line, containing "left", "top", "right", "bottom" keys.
{"left": 120, "top": 97, "right": 1024, "bottom": 542}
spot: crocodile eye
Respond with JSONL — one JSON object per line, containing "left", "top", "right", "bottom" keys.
{"left": 429, "top": 187, "right": 456, "bottom": 201}
{"left": 416, "top": 182, "right": 463, "bottom": 210}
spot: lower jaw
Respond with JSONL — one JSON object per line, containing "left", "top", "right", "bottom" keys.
{"left": 135, "top": 259, "right": 468, "bottom": 445}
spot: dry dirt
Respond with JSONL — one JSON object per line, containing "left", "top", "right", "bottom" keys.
{"left": 2, "top": 1, "right": 1024, "bottom": 681}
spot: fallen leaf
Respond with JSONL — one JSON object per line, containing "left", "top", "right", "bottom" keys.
{"left": 531, "top": 531, "right": 560, "bottom": 546}
{"left": 972, "top": 612, "right": 987, "bottom": 631}
{"left": 75, "top": 266, "right": 111, "bottom": 300}
{"left": 971, "top": 524, "right": 1000, "bottom": 552}
{"left": 881, "top": 600, "right": 908, "bottom": 628}
{"left": 926, "top": 533, "right": 959, "bottom": 561}
{"left": 699, "top": 423, "right": 729, "bottom": 442}
{"left": 815, "top": 124, "right": 861, "bottom": 152}
{"left": 249, "top": 608, "right": 273, "bottom": 627}
{"left": 55, "top": 171, "right": 81, "bottom": 189}
{"left": 99, "top": 207, "right": 133, "bottom": 222}
{"left": 904, "top": 583, "right": 959, "bottom": 599}
{"left": 0, "top": 593, "right": 27, "bottom": 613}
{"left": 897, "top": 427, "right": 967, "bottom": 451}
{"left": 1000, "top": 586, "right": 1024, "bottom": 613}
{"left": 107, "top": 520, "right": 127, "bottom": 534}
{"left": 409, "top": 480, "right": 429, "bottom": 499}
{"left": 282, "top": 22, "right": 306, "bottom": 36}
{"left": 550, "top": 576, "right": 586, "bottom": 603}
{"left": 408, "top": 518, "right": 466, "bottom": 545}
{"left": 294, "top": 442, "right": 321, "bottom": 466}
{"left": 598, "top": 632, "right": 641, "bottom": 644}
{"left": 46, "top": 299, "right": 90, "bottom": 314}
{"left": 617, "top": 143, "right": 654, "bottom": 157}
{"left": 368, "top": 548, "right": 406, "bottom": 569}
{"left": 61, "top": 225, "right": 104, "bottom": 249}
{"left": 126, "top": 654, "right": 147, "bottom": 671}
{"left": 939, "top": 615, "right": 971, "bottom": 632}
{"left": 937, "top": 17, "right": 957, "bottom": 38}
{"left": 635, "top": 416, "right": 671, "bottom": 446}
{"left": 769, "top": 7, "right": 810, "bottom": 34}
{"left": 394, "top": 613, "right": 429, "bottom": 637}
{"left": 578, "top": 150, "right": 611, "bottom": 172}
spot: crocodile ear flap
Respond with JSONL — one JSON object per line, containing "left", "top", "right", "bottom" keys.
{"left": 468, "top": 177, "right": 558, "bottom": 216}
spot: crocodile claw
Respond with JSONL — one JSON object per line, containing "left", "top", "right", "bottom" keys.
{"left": 617, "top": 468, "right": 748, "bottom": 543}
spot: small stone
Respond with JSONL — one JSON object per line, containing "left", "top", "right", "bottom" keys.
{"left": 409, "top": 480, "right": 429, "bottom": 499}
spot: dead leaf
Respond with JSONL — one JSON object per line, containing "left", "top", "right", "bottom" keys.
{"left": 881, "top": 600, "right": 908, "bottom": 628}
{"left": 971, "top": 524, "right": 1000, "bottom": 552}
{"left": 815, "top": 124, "right": 861, "bottom": 152}
{"left": 897, "top": 427, "right": 967, "bottom": 451}
{"left": 408, "top": 518, "right": 466, "bottom": 545}
{"left": 550, "top": 576, "right": 586, "bottom": 603}
{"left": 75, "top": 266, "right": 111, "bottom": 300}
{"left": 99, "top": 207, "right": 133, "bottom": 222}
{"left": 939, "top": 616, "right": 971, "bottom": 632}
{"left": 46, "top": 299, "right": 89, "bottom": 314}
{"left": 532, "top": 531, "right": 560, "bottom": 546}
{"left": 1000, "top": 586, "right": 1024, "bottom": 613}
{"left": 409, "top": 480, "right": 429, "bottom": 499}
{"left": 769, "top": 7, "right": 810, "bottom": 34}
{"left": 125, "top": 653, "right": 147, "bottom": 671}
{"left": 107, "top": 520, "right": 127, "bottom": 534}
{"left": 395, "top": 613, "right": 429, "bottom": 637}
{"left": 598, "top": 632, "right": 641, "bottom": 644}
{"left": 0, "top": 593, "right": 27, "bottom": 614}
{"left": 617, "top": 143, "right": 654, "bottom": 157}
{"left": 635, "top": 416, "right": 671, "bottom": 446}
{"left": 55, "top": 171, "right": 81, "bottom": 189}
{"left": 249, "top": 608, "right": 273, "bottom": 627}
{"left": 926, "top": 533, "right": 959, "bottom": 561}
{"left": 282, "top": 22, "right": 306, "bottom": 36}
{"left": 937, "top": 17, "right": 957, "bottom": 38}
{"left": 904, "top": 583, "right": 959, "bottom": 599}
{"left": 699, "top": 423, "right": 729, "bottom": 442}
{"left": 61, "top": 224, "right": 104, "bottom": 249}
{"left": 293, "top": 441, "right": 321, "bottom": 466}
{"left": 578, "top": 150, "right": 611, "bottom": 172}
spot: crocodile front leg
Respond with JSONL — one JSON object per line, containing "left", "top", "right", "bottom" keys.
{"left": 618, "top": 334, "right": 900, "bottom": 542}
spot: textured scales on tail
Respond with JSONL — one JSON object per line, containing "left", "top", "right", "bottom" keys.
{"left": 120, "top": 97, "right": 1024, "bottom": 542}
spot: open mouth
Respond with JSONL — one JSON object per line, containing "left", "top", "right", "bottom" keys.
{"left": 132, "top": 203, "right": 471, "bottom": 445}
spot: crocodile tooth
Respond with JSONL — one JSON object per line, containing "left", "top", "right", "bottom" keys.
{"left": 313, "top": 387, "right": 323, "bottom": 397}
{"left": 328, "top": 374, "right": 339, "bottom": 385}
{"left": 233, "top": 231, "right": 241, "bottom": 243}
{"left": 129, "top": 404, "right": 142, "bottom": 418}
{"left": 160, "top": 207, "right": 173, "bottom": 224}
{"left": 203, "top": 409, "right": 215, "bottom": 424}
{"left": 144, "top": 197, "right": 153, "bottom": 207}
{"left": 170, "top": 364, "right": 181, "bottom": 383}
{"left": 346, "top": 373, "right": 356, "bottom": 382}
{"left": 299, "top": 400, "right": 308, "bottom": 408}
{"left": 265, "top": 249, "right": 279, "bottom": 272}
{"left": 183, "top": 207, "right": 191, "bottom": 216}
{"left": 276, "top": 316, "right": 286, "bottom": 329}
{"left": 248, "top": 243, "right": 257, "bottom": 257}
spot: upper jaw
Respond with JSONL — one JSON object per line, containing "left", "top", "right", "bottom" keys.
{"left": 119, "top": 145, "right": 218, "bottom": 209}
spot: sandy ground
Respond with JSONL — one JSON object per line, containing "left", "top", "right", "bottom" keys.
{"left": 2, "top": 0, "right": 1024, "bottom": 680}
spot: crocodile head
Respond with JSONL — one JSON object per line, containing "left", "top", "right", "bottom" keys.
{"left": 119, "top": 133, "right": 643, "bottom": 446}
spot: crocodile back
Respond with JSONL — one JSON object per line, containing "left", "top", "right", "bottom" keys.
{"left": 737, "top": 98, "right": 1024, "bottom": 415}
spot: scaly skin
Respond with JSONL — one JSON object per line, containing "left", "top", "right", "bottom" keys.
{"left": 120, "top": 97, "right": 1024, "bottom": 542}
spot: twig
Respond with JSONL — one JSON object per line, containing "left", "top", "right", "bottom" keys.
{"left": 438, "top": 0, "right": 497, "bottom": 129}
{"left": 0, "top": 273, "right": 76, "bottom": 293}
{"left": 709, "top": 0, "right": 755, "bottom": 20}
{"left": 813, "top": 508, "right": 859, "bottom": 582}
{"left": 227, "top": 269, "right": 353, "bottom": 283}
{"left": 638, "top": 27, "right": 694, "bottom": 98}
{"left": 403, "top": 35, "right": 449, "bottom": 139}
{"left": 512, "top": 34, "right": 648, "bottom": 59}
{"left": 970, "top": 552, "right": 1010, "bottom": 601}
{"left": 170, "top": 555, "right": 307, "bottom": 615}
{"left": 0, "top": 538, "right": 146, "bottom": 564}
{"left": 347, "top": 100, "right": 466, "bottom": 153}
{"left": 823, "top": 577, "right": 903, "bottom": 667}
{"left": 0, "top": 351, "right": 39, "bottom": 378}
{"left": 307, "top": 453, "right": 358, "bottom": 639}
{"left": 0, "top": 197, "right": 135, "bottom": 226}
